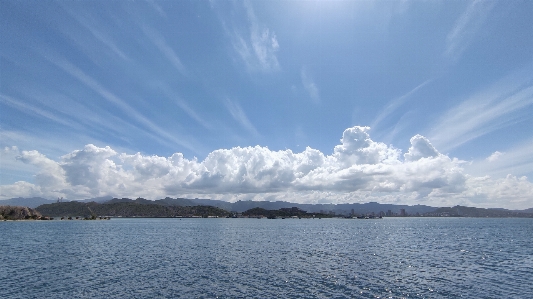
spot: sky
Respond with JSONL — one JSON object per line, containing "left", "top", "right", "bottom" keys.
{"left": 1, "top": 0, "right": 532, "bottom": 209}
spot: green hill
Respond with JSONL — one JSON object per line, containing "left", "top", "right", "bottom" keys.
{"left": 36, "top": 201, "right": 230, "bottom": 218}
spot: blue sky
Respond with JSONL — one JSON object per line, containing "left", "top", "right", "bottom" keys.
{"left": 1, "top": 0, "right": 532, "bottom": 209}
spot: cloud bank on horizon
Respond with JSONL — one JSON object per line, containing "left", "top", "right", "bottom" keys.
{"left": 1, "top": 1, "right": 532, "bottom": 209}
{"left": 2, "top": 126, "right": 532, "bottom": 209}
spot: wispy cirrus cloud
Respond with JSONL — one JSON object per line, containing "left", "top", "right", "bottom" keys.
{"left": 445, "top": 0, "right": 496, "bottom": 61}
{"left": 224, "top": 98, "right": 260, "bottom": 137}
{"left": 301, "top": 67, "right": 320, "bottom": 104}
{"left": 246, "top": 8, "right": 280, "bottom": 72}
{"left": 58, "top": 3, "right": 130, "bottom": 61}
{"left": 0, "top": 94, "right": 73, "bottom": 128}
{"left": 46, "top": 55, "right": 198, "bottom": 153}
{"left": 155, "top": 83, "right": 213, "bottom": 131}
{"left": 1, "top": 87, "right": 168, "bottom": 152}
{"left": 141, "top": 25, "right": 187, "bottom": 77}
{"left": 372, "top": 79, "right": 431, "bottom": 130}
{"left": 428, "top": 70, "right": 533, "bottom": 152}
{"left": 146, "top": 0, "right": 167, "bottom": 19}
{"left": 217, "top": 0, "right": 280, "bottom": 72}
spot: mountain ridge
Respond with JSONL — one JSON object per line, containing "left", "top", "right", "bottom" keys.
{"left": 3, "top": 196, "right": 532, "bottom": 216}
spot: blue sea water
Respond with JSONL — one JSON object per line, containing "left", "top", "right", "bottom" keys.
{"left": 1, "top": 217, "right": 532, "bottom": 298}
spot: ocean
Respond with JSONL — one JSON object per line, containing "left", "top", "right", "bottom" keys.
{"left": 1, "top": 217, "right": 532, "bottom": 298}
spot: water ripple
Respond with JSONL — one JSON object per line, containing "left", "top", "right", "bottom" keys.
{"left": 1, "top": 218, "right": 532, "bottom": 298}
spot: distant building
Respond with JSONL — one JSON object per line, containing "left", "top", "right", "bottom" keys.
{"left": 400, "top": 209, "right": 407, "bottom": 217}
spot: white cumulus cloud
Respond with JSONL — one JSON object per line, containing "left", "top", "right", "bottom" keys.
{"left": 1, "top": 126, "right": 532, "bottom": 209}
{"left": 486, "top": 151, "right": 503, "bottom": 162}
{"left": 404, "top": 135, "right": 440, "bottom": 162}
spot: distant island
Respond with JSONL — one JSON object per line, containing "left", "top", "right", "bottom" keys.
{"left": 1, "top": 197, "right": 533, "bottom": 220}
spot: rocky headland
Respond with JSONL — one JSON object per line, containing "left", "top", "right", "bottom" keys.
{"left": 0, "top": 205, "right": 50, "bottom": 220}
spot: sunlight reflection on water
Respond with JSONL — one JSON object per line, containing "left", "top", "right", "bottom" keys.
{"left": 1, "top": 218, "right": 532, "bottom": 298}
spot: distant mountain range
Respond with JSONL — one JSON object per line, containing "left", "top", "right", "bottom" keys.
{"left": 0, "top": 196, "right": 113, "bottom": 208}
{"left": 192, "top": 198, "right": 439, "bottom": 215}
{"left": 84, "top": 197, "right": 440, "bottom": 215}
{"left": 2, "top": 196, "right": 532, "bottom": 217}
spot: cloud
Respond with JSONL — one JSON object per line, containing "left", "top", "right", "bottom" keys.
{"left": 156, "top": 83, "right": 213, "bottom": 131}
{"left": 445, "top": 0, "right": 496, "bottom": 61}
{"left": 141, "top": 25, "right": 187, "bottom": 77}
{"left": 46, "top": 55, "right": 199, "bottom": 153}
{"left": 220, "top": 0, "right": 280, "bottom": 72}
{"left": 0, "top": 94, "right": 73, "bottom": 128}
{"left": 371, "top": 79, "right": 431, "bottom": 130}
{"left": 404, "top": 135, "right": 439, "bottom": 162}
{"left": 1, "top": 146, "right": 39, "bottom": 185}
{"left": 0, "top": 181, "right": 43, "bottom": 199}
{"left": 462, "top": 174, "right": 533, "bottom": 208}
{"left": 14, "top": 149, "right": 68, "bottom": 196}
{"left": 486, "top": 151, "right": 503, "bottom": 162}
{"left": 301, "top": 68, "right": 320, "bottom": 104}
{"left": 244, "top": 0, "right": 280, "bottom": 71}
{"left": 0, "top": 129, "right": 87, "bottom": 166}
{"left": 466, "top": 139, "right": 533, "bottom": 179}
{"left": 63, "top": 5, "right": 130, "bottom": 61}
{"left": 224, "top": 98, "right": 260, "bottom": 137}
{"left": 429, "top": 70, "right": 533, "bottom": 152}
{"left": 3, "top": 126, "right": 531, "bottom": 208}
{"left": 333, "top": 126, "right": 401, "bottom": 166}
{"left": 146, "top": 0, "right": 167, "bottom": 19}
{"left": 61, "top": 144, "right": 118, "bottom": 188}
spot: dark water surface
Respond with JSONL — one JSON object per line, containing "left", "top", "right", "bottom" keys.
{"left": 1, "top": 218, "right": 532, "bottom": 298}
